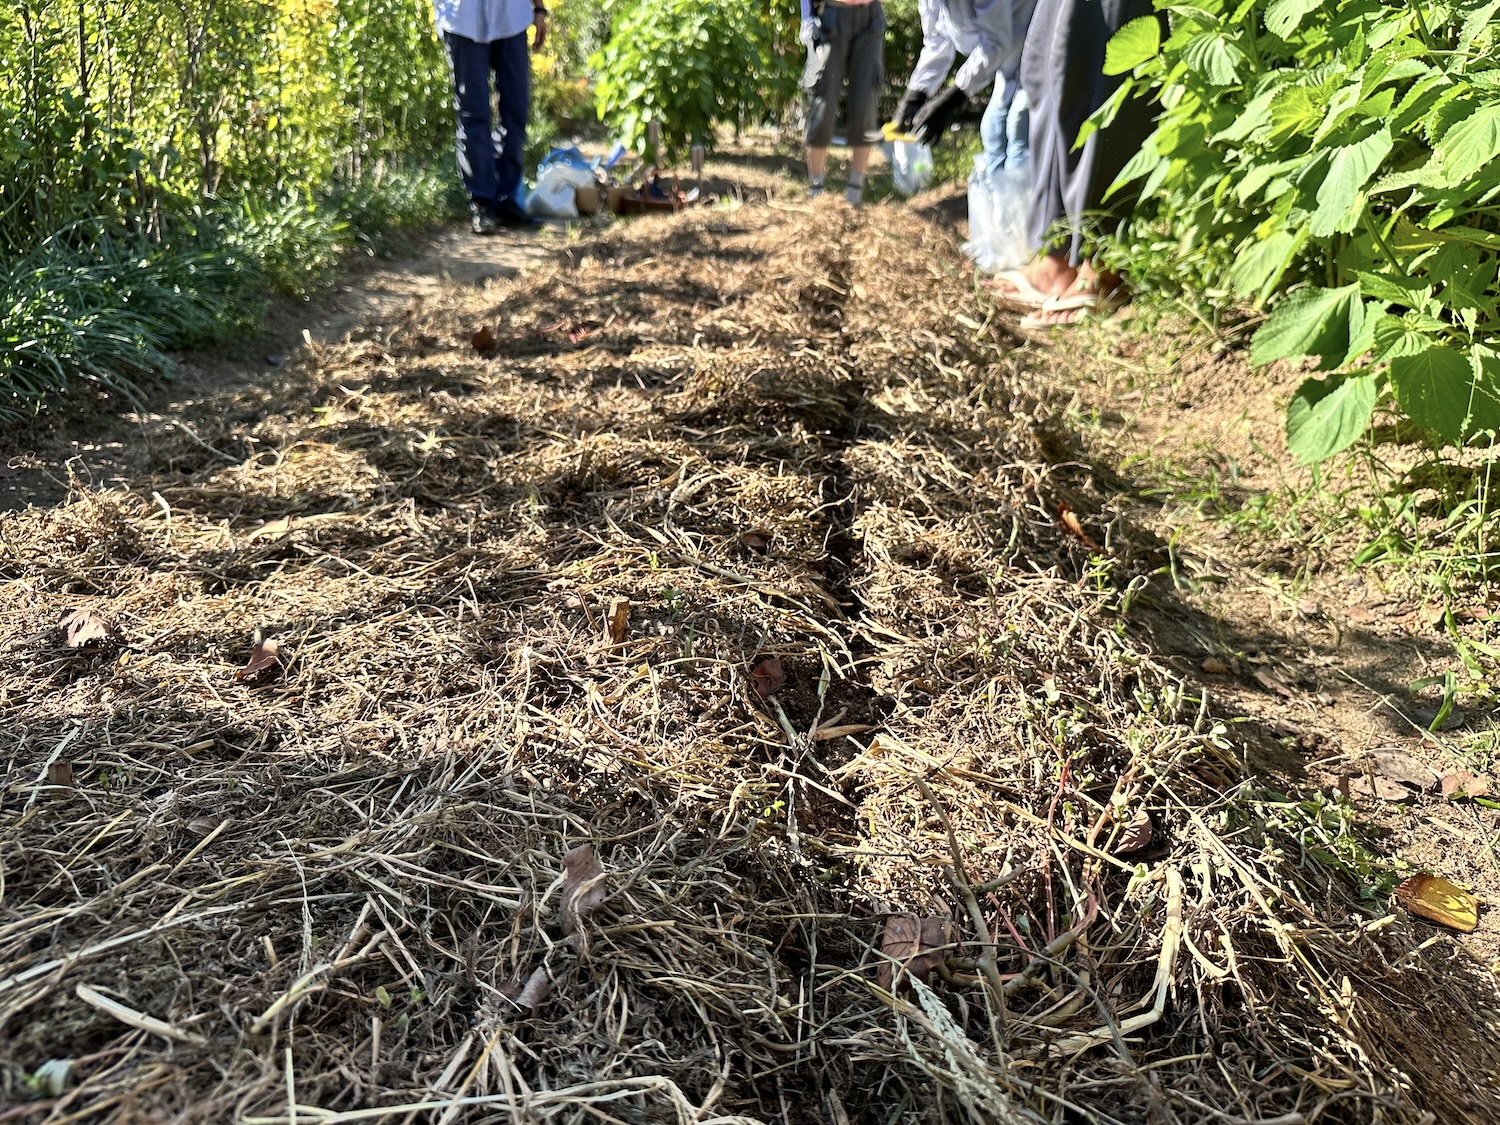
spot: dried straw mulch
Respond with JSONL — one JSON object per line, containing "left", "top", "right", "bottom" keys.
{"left": 3, "top": 202, "right": 1499, "bottom": 1124}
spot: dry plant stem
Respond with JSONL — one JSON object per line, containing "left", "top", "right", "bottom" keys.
{"left": 1053, "top": 867, "right": 1183, "bottom": 1055}
{"left": 917, "top": 777, "right": 1011, "bottom": 1046}
{"left": 251, "top": 931, "right": 387, "bottom": 1035}
{"left": 74, "top": 983, "right": 207, "bottom": 1046}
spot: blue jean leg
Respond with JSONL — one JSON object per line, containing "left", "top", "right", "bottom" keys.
{"left": 444, "top": 30, "right": 531, "bottom": 210}
{"left": 980, "top": 74, "right": 1030, "bottom": 178}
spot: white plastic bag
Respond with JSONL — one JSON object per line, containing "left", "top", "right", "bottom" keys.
{"left": 526, "top": 166, "right": 581, "bottom": 219}
{"left": 891, "top": 139, "right": 934, "bottom": 197}
{"left": 539, "top": 161, "right": 598, "bottom": 192}
{"left": 963, "top": 157, "right": 1031, "bottom": 273}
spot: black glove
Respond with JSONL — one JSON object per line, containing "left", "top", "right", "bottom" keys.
{"left": 893, "top": 88, "right": 929, "bottom": 134}
{"left": 911, "top": 84, "right": 969, "bottom": 145}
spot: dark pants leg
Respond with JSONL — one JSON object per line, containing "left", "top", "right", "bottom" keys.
{"left": 489, "top": 31, "right": 530, "bottom": 204}
{"left": 445, "top": 30, "right": 531, "bottom": 211}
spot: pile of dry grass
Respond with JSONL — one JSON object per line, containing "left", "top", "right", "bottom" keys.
{"left": 3, "top": 201, "right": 1498, "bottom": 1124}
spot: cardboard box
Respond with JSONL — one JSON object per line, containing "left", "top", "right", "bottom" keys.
{"left": 605, "top": 184, "right": 632, "bottom": 213}
{"left": 574, "top": 184, "right": 602, "bottom": 214}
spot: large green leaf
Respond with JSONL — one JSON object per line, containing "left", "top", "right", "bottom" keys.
{"left": 1265, "top": 0, "right": 1324, "bottom": 37}
{"left": 1473, "top": 344, "right": 1500, "bottom": 435}
{"left": 1309, "top": 127, "right": 1392, "bottom": 237}
{"left": 1371, "top": 314, "right": 1439, "bottom": 362}
{"left": 1104, "top": 16, "right": 1162, "bottom": 75}
{"left": 1108, "top": 131, "right": 1163, "bottom": 193}
{"left": 1182, "top": 32, "right": 1245, "bottom": 86}
{"left": 1250, "top": 284, "right": 1362, "bottom": 369}
{"left": 1214, "top": 86, "right": 1274, "bottom": 143}
{"left": 1461, "top": 0, "right": 1500, "bottom": 45}
{"left": 1228, "top": 229, "right": 1303, "bottom": 301}
{"left": 1391, "top": 73, "right": 1452, "bottom": 133}
{"left": 1390, "top": 344, "right": 1489, "bottom": 443}
{"left": 1269, "top": 86, "right": 1323, "bottom": 140}
{"left": 1436, "top": 102, "right": 1500, "bottom": 186}
{"left": 1235, "top": 156, "right": 1303, "bottom": 203}
{"left": 1286, "top": 374, "right": 1378, "bottom": 464}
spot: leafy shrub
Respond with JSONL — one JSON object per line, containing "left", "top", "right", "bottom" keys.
{"left": 220, "top": 194, "right": 348, "bottom": 300}
{"left": 590, "top": 0, "right": 800, "bottom": 157}
{"left": 883, "top": 0, "right": 926, "bottom": 96}
{"left": 1102, "top": 0, "right": 1500, "bottom": 464}
{"left": 333, "top": 165, "right": 466, "bottom": 252}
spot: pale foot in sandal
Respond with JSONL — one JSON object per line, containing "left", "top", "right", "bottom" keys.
{"left": 982, "top": 252, "right": 1076, "bottom": 308}
{"left": 982, "top": 269, "right": 1053, "bottom": 308}
{"left": 1018, "top": 268, "right": 1125, "bottom": 330}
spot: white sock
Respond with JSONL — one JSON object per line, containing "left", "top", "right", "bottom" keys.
{"left": 845, "top": 170, "right": 864, "bottom": 205}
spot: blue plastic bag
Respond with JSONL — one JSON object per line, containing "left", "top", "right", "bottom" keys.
{"left": 538, "top": 146, "right": 592, "bottom": 174}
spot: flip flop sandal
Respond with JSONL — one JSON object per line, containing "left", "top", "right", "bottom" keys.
{"left": 1018, "top": 289, "right": 1121, "bottom": 330}
{"left": 982, "top": 269, "right": 1053, "bottom": 309}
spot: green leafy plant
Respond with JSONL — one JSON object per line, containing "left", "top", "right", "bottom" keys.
{"left": 1101, "top": 0, "right": 1500, "bottom": 464}
{"left": 590, "top": 0, "right": 799, "bottom": 158}
{"left": 0, "top": 223, "right": 251, "bottom": 420}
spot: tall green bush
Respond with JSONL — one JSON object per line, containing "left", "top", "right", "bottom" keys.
{"left": 0, "top": 0, "right": 458, "bottom": 420}
{"left": 1103, "top": 0, "right": 1500, "bottom": 464}
{"left": 590, "top": 0, "right": 800, "bottom": 157}
{"left": 0, "top": 0, "right": 451, "bottom": 259}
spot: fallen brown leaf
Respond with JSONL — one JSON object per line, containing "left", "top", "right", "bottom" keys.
{"left": 740, "top": 529, "right": 771, "bottom": 553}
{"left": 1440, "top": 771, "right": 1491, "bottom": 799}
{"left": 877, "top": 914, "right": 948, "bottom": 992}
{"left": 559, "top": 844, "right": 607, "bottom": 937}
{"left": 1113, "top": 809, "right": 1153, "bottom": 855}
{"left": 1394, "top": 873, "right": 1479, "bottom": 932}
{"left": 1346, "top": 774, "right": 1412, "bottom": 802}
{"left": 471, "top": 325, "right": 497, "bottom": 353}
{"left": 750, "top": 657, "right": 785, "bottom": 699}
{"left": 235, "top": 636, "right": 282, "bottom": 682}
{"left": 606, "top": 597, "right": 630, "bottom": 645}
{"left": 1201, "top": 656, "right": 1230, "bottom": 675}
{"left": 515, "top": 966, "right": 551, "bottom": 1010}
{"left": 47, "top": 761, "right": 74, "bottom": 787}
{"left": 1251, "top": 667, "right": 1293, "bottom": 698}
{"left": 58, "top": 608, "right": 117, "bottom": 649}
{"left": 1057, "top": 502, "right": 1099, "bottom": 549}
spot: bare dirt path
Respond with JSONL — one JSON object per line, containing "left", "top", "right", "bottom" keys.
{"left": 3, "top": 194, "right": 1499, "bottom": 1124}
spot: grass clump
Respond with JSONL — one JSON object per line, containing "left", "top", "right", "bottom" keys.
{"left": 0, "top": 225, "right": 254, "bottom": 421}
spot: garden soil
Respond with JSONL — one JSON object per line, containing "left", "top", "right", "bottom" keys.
{"left": 3, "top": 186, "right": 1499, "bottom": 1124}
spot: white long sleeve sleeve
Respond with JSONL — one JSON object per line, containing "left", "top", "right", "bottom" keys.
{"left": 907, "top": 0, "right": 958, "bottom": 94}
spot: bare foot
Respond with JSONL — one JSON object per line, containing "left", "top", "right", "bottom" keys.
{"left": 1024, "top": 253, "right": 1078, "bottom": 296}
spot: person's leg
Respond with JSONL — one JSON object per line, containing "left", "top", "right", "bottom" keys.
{"left": 847, "top": 144, "right": 872, "bottom": 202}
{"left": 444, "top": 32, "right": 498, "bottom": 216}
{"left": 1023, "top": 0, "right": 1151, "bottom": 321}
{"left": 805, "top": 5, "right": 849, "bottom": 197}
{"left": 807, "top": 147, "right": 829, "bottom": 185}
{"left": 842, "top": 0, "right": 884, "bottom": 203}
{"left": 490, "top": 30, "right": 531, "bottom": 215}
{"left": 1004, "top": 0, "right": 1040, "bottom": 170}
{"left": 1010, "top": 0, "right": 1076, "bottom": 297}
{"left": 980, "top": 78, "right": 1011, "bottom": 180}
